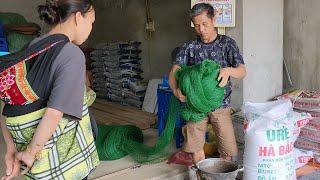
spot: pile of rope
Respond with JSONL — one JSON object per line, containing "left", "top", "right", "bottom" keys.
{"left": 95, "top": 60, "right": 225, "bottom": 163}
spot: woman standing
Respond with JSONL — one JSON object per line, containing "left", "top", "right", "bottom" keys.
{"left": 0, "top": 0, "right": 99, "bottom": 179}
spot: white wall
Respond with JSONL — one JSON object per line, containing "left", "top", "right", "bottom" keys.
{"left": 284, "top": 0, "right": 320, "bottom": 90}
{"left": 243, "top": 0, "right": 284, "bottom": 102}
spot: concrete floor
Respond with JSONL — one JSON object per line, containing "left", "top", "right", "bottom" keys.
{"left": 88, "top": 128, "right": 187, "bottom": 180}
{"left": 0, "top": 127, "right": 188, "bottom": 180}
{"left": 2, "top": 125, "right": 319, "bottom": 180}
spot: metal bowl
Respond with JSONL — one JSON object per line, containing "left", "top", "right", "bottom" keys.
{"left": 190, "top": 158, "right": 243, "bottom": 180}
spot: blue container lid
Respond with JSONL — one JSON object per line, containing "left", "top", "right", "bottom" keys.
{"left": 0, "top": 51, "right": 10, "bottom": 56}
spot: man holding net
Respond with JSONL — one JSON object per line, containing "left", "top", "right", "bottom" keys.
{"left": 169, "top": 3, "right": 246, "bottom": 164}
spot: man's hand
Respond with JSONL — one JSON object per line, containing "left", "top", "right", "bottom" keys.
{"left": 218, "top": 67, "right": 231, "bottom": 87}
{"left": 174, "top": 88, "right": 186, "bottom": 102}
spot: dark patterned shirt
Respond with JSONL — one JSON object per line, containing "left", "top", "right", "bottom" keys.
{"left": 174, "top": 34, "right": 244, "bottom": 109}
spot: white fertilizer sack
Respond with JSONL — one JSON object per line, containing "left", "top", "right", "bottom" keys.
{"left": 243, "top": 99, "right": 311, "bottom": 180}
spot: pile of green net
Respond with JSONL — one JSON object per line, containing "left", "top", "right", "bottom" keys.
{"left": 0, "top": 12, "right": 37, "bottom": 53}
{"left": 177, "top": 60, "right": 225, "bottom": 122}
{"left": 96, "top": 60, "right": 225, "bottom": 163}
{"left": 96, "top": 96, "right": 179, "bottom": 163}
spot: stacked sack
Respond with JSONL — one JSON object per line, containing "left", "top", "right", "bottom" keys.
{"left": 278, "top": 90, "right": 320, "bottom": 163}
{"left": 90, "top": 47, "right": 109, "bottom": 99}
{"left": 243, "top": 99, "right": 312, "bottom": 179}
{"left": 90, "top": 41, "right": 147, "bottom": 108}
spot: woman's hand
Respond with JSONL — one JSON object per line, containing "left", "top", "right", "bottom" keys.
{"left": 15, "top": 149, "right": 36, "bottom": 175}
{"left": 1, "top": 147, "right": 20, "bottom": 180}
{"left": 2, "top": 148, "right": 37, "bottom": 180}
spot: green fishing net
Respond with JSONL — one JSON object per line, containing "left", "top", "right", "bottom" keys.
{"left": 95, "top": 60, "right": 225, "bottom": 163}
{"left": 177, "top": 60, "right": 225, "bottom": 122}
{"left": 0, "top": 12, "right": 37, "bottom": 53}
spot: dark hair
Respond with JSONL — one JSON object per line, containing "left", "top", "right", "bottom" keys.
{"left": 190, "top": 3, "right": 215, "bottom": 19}
{"left": 38, "top": 0, "right": 93, "bottom": 25}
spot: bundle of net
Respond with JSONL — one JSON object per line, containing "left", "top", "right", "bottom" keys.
{"left": 96, "top": 60, "right": 225, "bottom": 163}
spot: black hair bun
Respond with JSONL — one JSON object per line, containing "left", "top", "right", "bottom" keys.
{"left": 38, "top": 1, "right": 60, "bottom": 25}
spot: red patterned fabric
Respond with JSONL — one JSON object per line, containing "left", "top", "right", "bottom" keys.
{"left": 0, "top": 62, "right": 38, "bottom": 105}
{"left": 0, "top": 41, "right": 62, "bottom": 105}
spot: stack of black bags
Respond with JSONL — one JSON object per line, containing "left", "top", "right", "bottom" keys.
{"left": 90, "top": 41, "right": 147, "bottom": 108}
